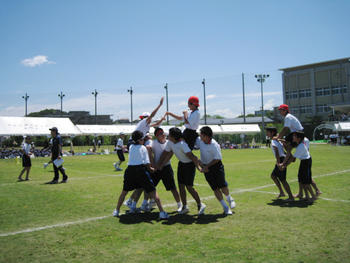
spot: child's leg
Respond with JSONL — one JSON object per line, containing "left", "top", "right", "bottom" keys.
{"left": 18, "top": 168, "right": 26, "bottom": 180}
{"left": 25, "top": 167, "right": 31, "bottom": 180}
{"left": 220, "top": 186, "right": 235, "bottom": 205}
{"left": 305, "top": 184, "right": 316, "bottom": 200}
{"left": 185, "top": 185, "right": 201, "bottom": 205}
{"left": 311, "top": 179, "right": 322, "bottom": 195}
{"left": 281, "top": 180, "right": 294, "bottom": 200}
{"left": 271, "top": 174, "right": 285, "bottom": 197}
{"left": 170, "top": 188, "right": 181, "bottom": 203}
{"left": 179, "top": 184, "right": 187, "bottom": 206}
{"left": 116, "top": 190, "right": 129, "bottom": 211}
{"left": 149, "top": 190, "right": 164, "bottom": 212}
{"left": 214, "top": 189, "right": 229, "bottom": 210}
{"left": 294, "top": 183, "right": 303, "bottom": 198}
{"left": 302, "top": 184, "right": 310, "bottom": 200}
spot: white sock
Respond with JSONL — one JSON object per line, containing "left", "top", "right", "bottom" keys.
{"left": 142, "top": 199, "right": 148, "bottom": 206}
{"left": 220, "top": 199, "right": 228, "bottom": 209}
{"left": 226, "top": 195, "right": 232, "bottom": 202}
{"left": 177, "top": 202, "right": 182, "bottom": 208}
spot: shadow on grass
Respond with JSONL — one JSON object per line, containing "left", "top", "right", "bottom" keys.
{"left": 117, "top": 211, "right": 229, "bottom": 225}
{"left": 267, "top": 198, "right": 314, "bottom": 208}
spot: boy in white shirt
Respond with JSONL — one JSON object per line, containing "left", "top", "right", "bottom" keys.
{"left": 114, "top": 132, "right": 125, "bottom": 171}
{"left": 280, "top": 131, "right": 316, "bottom": 202}
{"left": 266, "top": 127, "right": 294, "bottom": 201}
{"left": 157, "top": 127, "right": 206, "bottom": 215}
{"left": 113, "top": 130, "right": 169, "bottom": 219}
{"left": 166, "top": 96, "right": 200, "bottom": 150}
{"left": 18, "top": 136, "right": 33, "bottom": 182}
{"left": 195, "top": 126, "right": 236, "bottom": 215}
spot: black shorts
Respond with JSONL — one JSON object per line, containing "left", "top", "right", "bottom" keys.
{"left": 117, "top": 150, "right": 125, "bottom": 162}
{"left": 271, "top": 156, "right": 286, "bottom": 181}
{"left": 298, "top": 158, "right": 312, "bottom": 184}
{"left": 183, "top": 128, "right": 198, "bottom": 150}
{"left": 151, "top": 164, "right": 176, "bottom": 191}
{"left": 22, "top": 155, "right": 31, "bottom": 167}
{"left": 177, "top": 161, "right": 196, "bottom": 186}
{"left": 204, "top": 161, "right": 228, "bottom": 191}
{"left": 123, "top": 165, "right": 155, "bottom": 193}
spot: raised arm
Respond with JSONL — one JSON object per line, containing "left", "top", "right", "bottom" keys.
{"left": 146, "top": 97, "right": 164, "bottom": 124}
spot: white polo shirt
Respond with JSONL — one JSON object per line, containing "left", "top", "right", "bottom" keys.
{"left": 184, "top": 110, "right": 200, "bottom": 130}
{"left": 284, "top": 113, "right": 303, "bottom": 132}
{"left": 116, "top": 138, "right": 123, "bottom": 150}
{"left": 293, "top": 142, "right": 310, "bottom": 160}
{"left": 165, "top": 140, "right": 192, "bottom": 163}
{"left": 195, "top": 138, "right": 222, "bottom": 165}
{"left": 303, "top": 137, "right": 310, "bottom": 150}
{"left": 22, "top": 143, "right": 31, "bottom": 155}
{"left": 135, "top": 118, "right": 150, "bottom": 137}
{"left": 128, "top": 144, "right": 150, "bottom": 165}
{"left": 151, "top": 139, "right": 170, "bottom": 166}
{"left": 271, "top": 139, "right": 286, "bottom": 158}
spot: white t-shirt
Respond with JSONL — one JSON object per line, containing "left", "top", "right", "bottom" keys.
{"left": 135, "top": 118, "right": 150, "bottom": 137}
{"left": 22, "top": 143, "right": 31, "bottom": 155}
{"left": 284, "top": 113, "right": 303, "bottom": 132}
{"left": 151, "top": 139, "right": 170, "bottom": 166}
{"left": 184, "top": 110, "right": 200, "bottom": 130}
{"left": 116, "top": 138, "right": 123, "bottom": 150}
{"left": 271, "top": 139, "right": 286, "bottom": 158}
{"left": 165, "top": 140, "right": 192, "bottom": 163}
{"left": 195, "top": 138, "right": 222, "bottom": 165}
{"left": 128, "top": 144, "right": 150, "bottom": 165}
{"left": 293, "top": 142, "right": 310, "bottom": 160}
{"left": 303, "top": 137, "right": 310, "bottom": 150}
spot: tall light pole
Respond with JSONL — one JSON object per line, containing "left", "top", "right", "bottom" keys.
{"left": 22, "top": 93, "right": 29, "bottom": 117}
{"left": 242, "top": 73, "right": 246, "bottom": 123}
{"left": 58, "top": 91, "right": 65, "bottom": 116}
{"left": 255, "top": 74, "right": 269, "bottom": 142}
{"left": 127, "top": 87, "right": 133, "bottom": 124}
{"left": 164, "top": 83, "right": 169, "bottom": 125}
{"left": 202, "top": 78, "right": 207, "bottom": 125}
{"left": 91, "top": 89, "right": 98, "bottom": 124}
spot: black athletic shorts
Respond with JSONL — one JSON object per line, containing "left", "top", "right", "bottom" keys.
{"left": 117, "top": 150, "right": 125, "bottom": 162}
{"left": 22, "top": 155, "right": 31, "bottom": 167}
{"left": 151, "top": 164, "right": 176, "bottom": 190}
{"left": 271, "top": 156, "right": 286, "bottom": 181}
{"left": 204, "top": 161, "right": 228, "bottom": 191}
{"left": 298, "top": 157, "right": 312, "bottom": 184}
{"left": 177, "top": 161, "right": 196, "bottom": 186}
{"left": 123, "top": 165, "right": 155, "bottom": 193}
{"left": 183, "top": 128, "right": 198, "bottom": 150}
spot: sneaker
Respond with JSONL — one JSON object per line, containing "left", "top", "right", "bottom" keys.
{"left": 112, "top": 209, "right": 120, "bottom": 217}
{"left": 198, "top": 203, "right": 206, "bottom": 215}
{"left": 224, "top": 206, "right": 233, "bottom": 215}
{"left": 177, "top": 204, "right": 183, "bottom": 213}
{"left": 43, "top": 163, "right": 49, "bottom": 169}
{"left": 229, "top": 197, "right": 236, "bottom": 209}
{"left": 149, "top": 199, "right": 156, "bottom": 208}
{"left": 159, "top": 211, "right": 169, "bottom": 219}
{"left": 45, "top": 180, "right": 58, "bottom": 184}
{"left": 60, "top": 178, "right": 68, "bottom": 183}
{"left": 116, "top": 167, "right": 123, "bottom": 171}
{"left": 140, "top": 202, "right": 150, "bottom": 212}
{"left": 179, "top": 207, "right": 189, "bottom": 214}
{"left": 127, "top": 207, "right": 137, "bottom": 214}
{"left": 124, "top": 199, "right": 132, "bottom": 208}
{"left": 113, "top": 163, "right": 118, "bottom": 170}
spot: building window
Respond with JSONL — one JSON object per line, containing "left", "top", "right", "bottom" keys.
{"left": 316, "top": 104, "right": 331, "bottom": 113}
{"left": 316, "top": 88, "right": 323, "bottom": 96}
{"left": 299, "top": 89, "right": 306, "bottom": 98}
{"left": 285, "top": 91, "right": 289, "bottom": 100}
{"left": 324, "top": 87, "right": 330, "bottom": 95}
{"left": 305, "top": 89, "right": 312, "bottom": 97}
{"left": 316, "top": 87, "right": 331, "bottom": 96}
{"left": 290, "top": 91, "right": 298, "bottom": 99}
{"left": 300, "top": 105, "right": 312, "bottom": 114}
{"left": 332, "top": 86, "right": 342, "bottom": 95}
{"left": 290, "top": 107, "right": 298, "bottom": 114}
{"left": 343, "top": 85, "right": 348, "bottom": 93}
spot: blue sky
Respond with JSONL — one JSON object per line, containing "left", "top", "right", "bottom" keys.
{"left": 0, "top": 0, "right": 349, "bottom": 120}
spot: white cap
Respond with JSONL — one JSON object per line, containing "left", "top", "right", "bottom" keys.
{"left": 139, "top": 112, "right": 150, "bottom": 119}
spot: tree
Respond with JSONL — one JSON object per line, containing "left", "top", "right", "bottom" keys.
{"left": 28, "top": 109, "right": 68, "bottom": 117}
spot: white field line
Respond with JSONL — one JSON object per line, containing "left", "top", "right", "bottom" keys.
{"left": 251, "top": 190, "right": 350, "bottom": 203}
{"left": 1, "top": 169, "right": 350, "bottom": 237}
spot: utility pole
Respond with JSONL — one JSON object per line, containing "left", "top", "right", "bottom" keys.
{"left": 202, "top": 78, "right": 207, "bottom": 125}
{"left": 127, "top": 87, "right": 133, "bottom": 124}
{"left": 164, "top": 83, "right": 169, "bottom": 125}
{"left": 91, "top": 89, "right": 98, "bottom": 124}
{"left": 242, "top": 73, "right": 246, "bottom": 123}
{"left": 22, "top": 93, "right": 29, "bottom": 117}
{"left": 255, "top": 74, "right": 269, "bottom": 142}
{"left": 58, "top": 91, "right": 65, "bottom": 116}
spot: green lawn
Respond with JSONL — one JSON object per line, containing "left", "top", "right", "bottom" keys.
{"left": 0, "top": 145, "right": 350, "bottom": 263}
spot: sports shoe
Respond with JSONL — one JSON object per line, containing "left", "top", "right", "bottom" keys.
{"left": 229, "top": 197, "right": 236, "bottom": 209}
{"left": 179, "top": 207, "right": 189, "bottom": 214}
{"left": 224, "top": 206, "right": 233, "bottom": 215}
{"left": 177, "top": 204, "right": 183, "bottom": 213}
{"left": 140, "top": 202, "right": 150, "bottom": 212}
{"left": 149, "top": 199, "right": 156, "bottom": 208}
{"left": 45, "top": 180, "right": 58, "bottom": 184}
{"left": 43, "top": 163, "right": 49, "bottom": 169}
{"left": 159, "top": 211, "right": 169, "bottom": 219}
{"left": 113, "top": 163, "right": 118, "bottom": 170}
{"left": 112, "top": 209, "right": 120, "bottom": 217}
{"left": 124, "top": 199, "right": 132, "bottom": 208}
{"left": 198, "top": 203, "right": 206, "bottom": 215}
{"left": 60, "top": 178, "right": 68, "bottom": 183}
{"left": 116, "top": 167, "right": 123, "bottom": 171}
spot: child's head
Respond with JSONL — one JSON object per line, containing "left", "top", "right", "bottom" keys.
{"left": 25, "top": 136, "right": 31, "bottom": 143}
{"left": 119, "top": 132, "right": 125, "bottom": 138}
{"left": 265, "top": 127, "right": 277, "bottom": 138}
{"left": 188, "top": 96, "right": 199, "bottom": 111}
{"left": 132, "top": 130, "right": 144, "bottom": 144}
{"left": 168, "top": 127, "right": 182, "bottom": 143}
{"left": 278, "top": 104, "right": 289, "bottom": 116}
{"left": 139, "top": 112, "right": 150, "bottom": 120}
{"left": 200, "top": 126, "right": 213, "bottom": 144}
{"left": 154, "top": 127, "right": 166, "bottom": 143}
{"left": 292, "top": 131, "right": 305, "bottom": 145}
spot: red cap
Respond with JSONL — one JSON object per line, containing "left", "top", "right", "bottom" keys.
{"left": 188, "top": 96, "right": 200, "bottom": 107}
{"left": 278, "top": 104, "right": 289, "bottom": 112}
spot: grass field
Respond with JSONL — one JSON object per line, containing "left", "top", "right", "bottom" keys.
{"left": 1, "top": 144, "right": 350, "bottom": 263}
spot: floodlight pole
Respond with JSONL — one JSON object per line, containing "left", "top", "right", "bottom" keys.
{"left": 58, "top": 91, "right": 65, "bottom": 116}
{"left": 242, "top": 73, "right": 246, "bottom": 123}
{"left": 91, "top": 89, "right": 98, "bottom": 124}
{"left": 164, "top": 83, "right": 169, "bottom": 125}
{"left": 202, "top": 78, "right": 207, "bottom": 125}
{"left": 255, "top": 74, "right": 269, "bottom": 142}
{"left": 22, "top": 93, "right": 29, "bottom": 117}
{"left": 127, "top": 87, "right": 133, "bottom": 125}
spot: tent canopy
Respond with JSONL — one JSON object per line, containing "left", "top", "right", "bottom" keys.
{"left": 337, "top": 122, "right": 350, "bottom": 132}
{"left": 0, "top": 116, "right": 81, "bottom": 136}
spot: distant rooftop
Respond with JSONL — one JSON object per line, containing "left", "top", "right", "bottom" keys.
{"left": 279, "top": 57, "right": 350, "bottom": 72}
{"left": 168, "top": 117, "right": 273, "bottom": 126}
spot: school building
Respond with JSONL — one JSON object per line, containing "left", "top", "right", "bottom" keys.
{"left": 280, "top": 57, "right": 350, "bottom": 122}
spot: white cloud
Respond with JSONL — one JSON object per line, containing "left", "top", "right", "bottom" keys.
{"left": 264, "top": 99, "right": 276, "bottom": 110}
{"left": 21, "top": 55, "right": 55, "bottom": 67}
{"left": 206, "top": 94, "right": 216, "bottom": 100}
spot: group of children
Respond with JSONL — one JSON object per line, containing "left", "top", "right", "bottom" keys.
{"left": 113, "top": 96, "right": 236, "bottom": 219}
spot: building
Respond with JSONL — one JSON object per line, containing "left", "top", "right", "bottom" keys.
{"left": 68, "top": 111, "right": 113, "bottom": 124}
{"left": 280, "top": 57, "right": 350, "bottom": 122}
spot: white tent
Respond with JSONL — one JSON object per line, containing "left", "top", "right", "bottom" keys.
{"left": 337, "top": 122, "right": 350, "bottom": 132}
{"left": 76, "top": 125, "right": 135, "bottom": 135}
{"left": 0, "top": 116, "right": 81, "bottom": 136}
